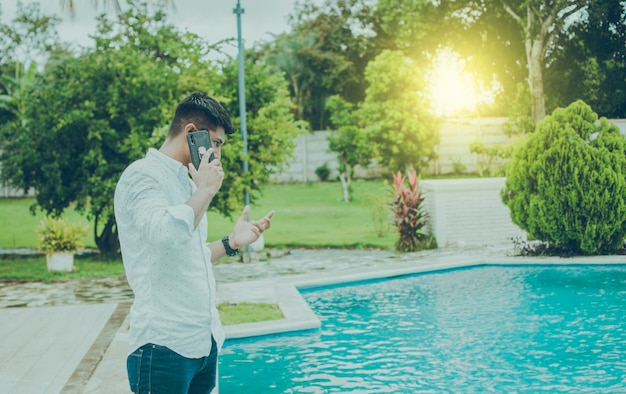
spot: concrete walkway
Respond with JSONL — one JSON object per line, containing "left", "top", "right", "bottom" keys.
{"left": 1, "top": 247, "right": 625, "bottom": 393}
{"left": 0, "top": 303, "right": 117, "bottom": 393}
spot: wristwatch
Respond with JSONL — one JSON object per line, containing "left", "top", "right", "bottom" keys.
{"left": 222, "top": 235, "right": 239, "bottom": 256}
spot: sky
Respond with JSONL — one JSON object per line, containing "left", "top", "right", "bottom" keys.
{"left": 1, "top": 0, "right": 306, "bottom": 58}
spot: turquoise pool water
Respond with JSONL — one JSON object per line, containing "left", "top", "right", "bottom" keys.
{"left": 218, "top": 265, "right": 626, "bottom": 393}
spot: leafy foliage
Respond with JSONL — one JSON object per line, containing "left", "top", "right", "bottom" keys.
{"left": 326, "top": 95, "right": 374, "bottom": 202}
{"left": 390, "top": 170, "right": 432, "bottom": 252}
{"left": 314, "top": 163, "right": 331, "bottom": 182}
{"left": 264, "top": 0, "right": 379, "bottom": 129}
{"left": 545, "top": 0, "right": 626, "bottom": 118}
{"left": 502, "top": 100, "right": 626, "bottom": 255}
{"left": 216, "top": 56, "right": 305, "bottom": 214}
{"left": 360, "top": 50, "right": 439, "bottom": 173}
{"left": 0, "top": 3, "right": 64, "bottom": 155}
{"left": 0, "top": 2, "right": 63, "bottom": 66}
{"left": 264, "top": 30, "right": 350, "bottom": 130}
{"left": 37, "top": 216, "right": 87, "bottom": 255}
{"left": 502, "top": 82, "right": 535, "bottom": 137}
{"left": 469, "top": 141, "right": 513, "bottom": 176}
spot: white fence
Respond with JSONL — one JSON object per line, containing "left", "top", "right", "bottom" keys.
{"left": 272, "top": 118, "right": 626, "bottom": 183}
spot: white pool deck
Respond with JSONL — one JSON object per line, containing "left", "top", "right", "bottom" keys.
{"left": 1, "top": 251, "right": 625, "bottom": 393}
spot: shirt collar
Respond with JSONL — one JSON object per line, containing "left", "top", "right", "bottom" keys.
{"left": 147, "top": 148, "right": 189, "bottom": 179}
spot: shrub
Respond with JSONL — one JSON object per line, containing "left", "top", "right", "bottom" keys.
{"left": 314, "top": 163, "right": 331, "bottom": 182}
{"left": 469, "top": 141, "right": 514, "bottom": 177}
{"left": 37, "top": 216, "right": 87, "bottom": 255}
{"left": 390, "top": 170, "right": 432, "bottom": 252}
{"left": 501, "top": 100, "right": 626, "bottom": 255}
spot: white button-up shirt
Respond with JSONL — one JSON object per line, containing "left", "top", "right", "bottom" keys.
{"left": 114, "top": 148, "right": 224, "bottom": 358}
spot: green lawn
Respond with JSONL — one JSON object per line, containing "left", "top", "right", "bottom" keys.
{"left": 0, "top": 198, "right": 93, "bottom": 249}
{"left": 0, "top": 255, "right": 125, "bottom": 282}
{"left": 0, "top": 179, "right": 397, "bottom": 250}
{"left": 218, "top": 302, "right": 284, "bottom": 325}
{"left": 207, "top": 179, "right": 396, "bottom": 249}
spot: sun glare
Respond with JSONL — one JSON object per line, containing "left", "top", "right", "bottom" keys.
{"left": 427, "top": 48, "right": 498, "bottom": 117}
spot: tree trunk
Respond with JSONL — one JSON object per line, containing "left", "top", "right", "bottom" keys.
{"left": 94, "top": 214, "right": 119, "bottom": 256}
{"left": 526, "top": 37, "right": 546, "bottom": 124}
{"left": 339, "top": 171, "right": 351, "bottom": 203}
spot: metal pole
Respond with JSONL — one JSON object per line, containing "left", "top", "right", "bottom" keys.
{"left": 234, "top": 0, "right": 249, "bottom": 207}
{"left": 234, "top": 0, "right": 252, "bottom": 262}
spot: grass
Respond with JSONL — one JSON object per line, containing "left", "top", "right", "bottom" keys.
{"left": 0, "top": 179, "right": 397, "bottom": 250}
{"left": 0, "top": 254, "right": 125, "bottom": 282}
{"left": 218, "top": 302, "right": 284, "bottom": 326}
{"left": 0, "top": 198, "right": 94, "bottom": 249}
{"left": 206, "top": 179, "right": 396, "bottom": 249}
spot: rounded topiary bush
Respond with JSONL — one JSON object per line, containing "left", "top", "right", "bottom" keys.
{"left": 501, "top": 100, "right": 626, "bottom": 255}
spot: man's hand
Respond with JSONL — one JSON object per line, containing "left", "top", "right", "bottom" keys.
{"left": 229, "top": 206, "right": 275, "bottom": 249}
{"left": 188, "top": 148, "right": 223, "bottom": 197}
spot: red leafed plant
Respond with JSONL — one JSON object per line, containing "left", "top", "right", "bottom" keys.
{"left": 390, "top": 170, "right": 431, "bottom": 252}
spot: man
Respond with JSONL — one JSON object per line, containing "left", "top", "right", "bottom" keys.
{"left": 114, "top": 92, "right": 274, "bottom": 393}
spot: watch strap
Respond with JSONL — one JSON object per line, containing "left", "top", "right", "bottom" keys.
{"left": 222, "top": 235, "right": 239, "bottom": 256}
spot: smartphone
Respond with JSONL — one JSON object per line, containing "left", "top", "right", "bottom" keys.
{"left": 186, "top": 129, "right": 215, "bottom": 170}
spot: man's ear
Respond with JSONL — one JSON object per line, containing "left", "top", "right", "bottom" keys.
{"left": 183, "top": 123, "right": 197, "bottom": 136}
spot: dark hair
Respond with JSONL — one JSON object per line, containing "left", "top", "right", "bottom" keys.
{"left": 169, "top": 92, "right": 235, "bottom": 136}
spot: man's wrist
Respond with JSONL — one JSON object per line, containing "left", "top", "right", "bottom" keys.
{"left": 228, "top": 234, "right": 239, "bottom": 250}
{"left": 195, "top": 185, "right": 216, "bottom": 200}
{"left": 222, "top": 235, "right": 239, "bottom": 256}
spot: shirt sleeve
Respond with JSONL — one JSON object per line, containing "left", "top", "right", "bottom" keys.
{"left": 116, "top": 166, "right": 196, "bottom": 245}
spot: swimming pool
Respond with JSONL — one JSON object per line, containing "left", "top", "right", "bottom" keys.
{"left": 218, "top": 265, "right": 626, "bottom": 393}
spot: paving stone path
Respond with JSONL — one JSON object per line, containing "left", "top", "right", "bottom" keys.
{"left": 0, "top": 245, "right": 513, "bottom": 308}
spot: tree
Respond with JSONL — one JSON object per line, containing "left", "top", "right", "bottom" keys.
{"left": 545, "top": 0, "right": 626, "bottom": 118}
{"left": 383, "top": 0, "right": 618, "bottom": 122}
{"left": 1, "top": 6, "right": 190, "bottom": 254}
{"left": 411, "top": 0, "right": 597, "bottom": 122}
{"left": 0, "top": 2, "right": 63, "bottom": 67}
{"left": 263, "top": 0, "right": 379, "bottom": 130}
{"left": 360, "top": 49, "right": 439, "bottom": 173}
{"left": 373, "top": 0, "right": 526, "bottom": 116}
{"left": 265, "top": 32, "right": 325, "bottom": 125}
{"left": 0, "top": 6, "right": 58, "bottom": 131}
{"left": 325, "top": 95, "right": 374, "bottom": 203}
{"left": 0, "top": 4, "right": 301, "bottom": 254}
{"left": 501, "top": 0, "right": 593, "bottom": 123}
{"left": 0, "top": 3, "right": 66, "bottom": 193}
{"left": 502, "top": 82, "right": 535, "bottom": 136}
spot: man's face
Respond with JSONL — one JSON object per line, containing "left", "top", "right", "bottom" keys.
{"left": 209, "top": 127, "right": 226, "bottom": 160}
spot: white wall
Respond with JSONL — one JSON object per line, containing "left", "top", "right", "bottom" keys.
{"left": 420, "top": 177, "right": 526, "bottom": 247}
{"left": 272, "top": 118, "right": 626, "bottom": 183}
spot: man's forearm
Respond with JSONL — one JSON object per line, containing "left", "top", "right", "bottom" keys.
{"left": 186, "top": 188, "right": 214, "bottom": 228}
{"left": 208, "top": 236, "right": 237, "bottom": 263}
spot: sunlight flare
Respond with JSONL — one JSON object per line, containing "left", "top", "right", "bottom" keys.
{"left": 427, "top": 48, "right": 499, "bottom": 117}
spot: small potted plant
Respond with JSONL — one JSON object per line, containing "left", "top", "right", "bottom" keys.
{"left": 37, "top": 216, "right": 87, "bottom": 272}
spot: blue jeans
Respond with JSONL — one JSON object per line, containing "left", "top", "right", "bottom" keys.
{"left": 127, "top": 336, "right": 218, "bottom": 394}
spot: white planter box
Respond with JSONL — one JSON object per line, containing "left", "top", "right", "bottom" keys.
{"left": 46, "top": 252, "right": 75, "bottom": 272}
